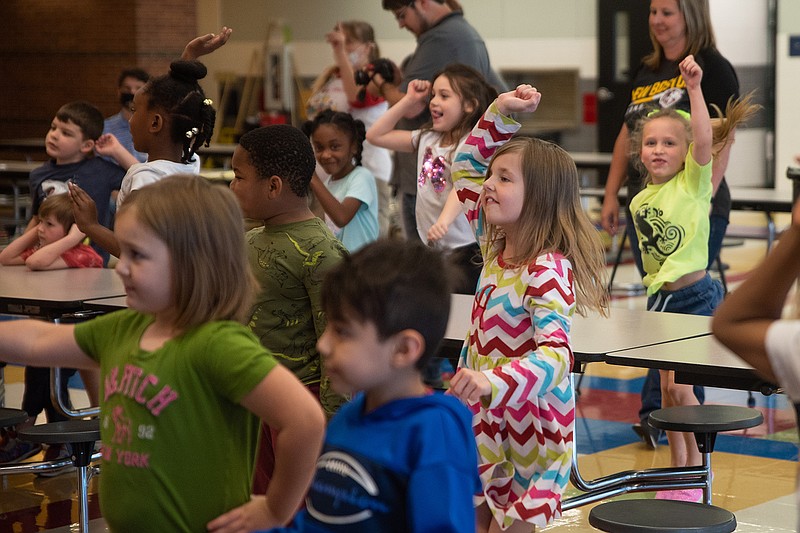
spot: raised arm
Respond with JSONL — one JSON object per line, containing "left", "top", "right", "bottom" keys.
{"left": 365, "top": 79, "right": 429, "bottom": 152}
{"left": 681, "top": 55, "right": 711, "bottom": 166}
{"left": 327, "top": 23, "right": 361, "bottom": 104}
{"left": 181, "top": 27, "right": 232, "bottom": 61}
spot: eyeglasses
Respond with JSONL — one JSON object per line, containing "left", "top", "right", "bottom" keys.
{"left": 394, "top": 0, "right": 415, "bottom": 22}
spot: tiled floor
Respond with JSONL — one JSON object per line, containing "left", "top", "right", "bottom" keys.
{"left": 0, "top": 211, "right": 797, "bottom": 532}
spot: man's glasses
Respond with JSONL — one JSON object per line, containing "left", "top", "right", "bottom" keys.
{"left": 394, "top": 0, "right": 415, "bottom": 22}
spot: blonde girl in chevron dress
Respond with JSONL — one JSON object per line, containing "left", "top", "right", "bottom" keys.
{"left": 449, "top": 85, "right": 609, "bottom": 532}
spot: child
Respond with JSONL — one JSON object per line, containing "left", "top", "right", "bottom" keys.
{"left": 449, "top": 85, "right": 609, "bottom": 532}
{"left": 305, "top": 21, "right": 396, "bottom": 237}
{"left": 712, "top": 197, "right": 800, "bottom": 533}
{"left": 303, "top": 109, "right": 379, "bottom": 252}
{"left": 0, "top": 175, "right": 326, "bottom": 531}
{"left": 0, "top": 192, "right": 101, "bottom": 467}
{"left": 0, "top": 193, "right": 101, "bottom": 270}
{"left": 261, "top": 239, "right": 480, "bottom": 532}
{"left": 627, "top": 56, "right": 758, "bottom": 501}
{"left": 367, "top": 63, "right": 497, "bottom": 294}
{"left": 70, "top": 59, "right": 217, "bottom": 258}
{"left": 229, "top": 124, "right": 348, "bottom": 494}
{"left": 27, "top": 100, "right": 126, "bottom": 265}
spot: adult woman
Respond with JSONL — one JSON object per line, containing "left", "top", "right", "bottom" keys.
{"left": 600, "top": 0, "right": 739, "bottom": 274}
{"left": 598, "top": 0, "right": 740, "bottom": 467}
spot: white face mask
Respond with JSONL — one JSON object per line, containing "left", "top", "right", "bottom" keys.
{"left": 348, "top": 46, "right": 369, "bottom": 68}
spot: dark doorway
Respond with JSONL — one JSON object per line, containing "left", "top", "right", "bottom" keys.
{"left": 596, "top": 0, "right": 652, "bottom": 152}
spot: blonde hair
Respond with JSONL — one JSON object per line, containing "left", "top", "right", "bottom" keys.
{"left": 117, "top": 174, "right": 258, "bottom": 330}
{"left": 629, "top": 92, "right": 761, "bottom": 179}
{"left": 483, "top": 138, "right": 609, "bottom": 316}
{"left": 38, "top": 193, "right": 75, "bottom": 234}
{"left": 643, "top": 0, "right": 717, "bottom": 70}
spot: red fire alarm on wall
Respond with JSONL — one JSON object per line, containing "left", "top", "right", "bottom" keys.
{"left": 583, "top": 92, "right": 597, "bottom": 124}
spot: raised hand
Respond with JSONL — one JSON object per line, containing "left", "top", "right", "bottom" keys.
{"left": 679, "top": 55, "right": 703, "bottom": 90}
{"left": 182, "top": 27, "right": 232, "bottom": 60}
{"left": 496, "top": 84, "right": 542, "bottom": 115}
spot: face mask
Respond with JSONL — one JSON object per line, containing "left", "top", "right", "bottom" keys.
{"left": 120, "top": 93, "right": 134, "bottom": 107}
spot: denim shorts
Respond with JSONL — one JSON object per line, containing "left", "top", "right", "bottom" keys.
{"left": 646, "top": 272, "right": 723, "bottom": 316}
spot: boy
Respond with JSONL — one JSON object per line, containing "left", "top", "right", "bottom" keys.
{"left": 229, "top": 124, "right": 348, "bottom": 493}
{"left": 265, "top": 239, "right": 480, "bottom": 532}
{"left": 28, "top": 100, "right": 125, "bottom": 266}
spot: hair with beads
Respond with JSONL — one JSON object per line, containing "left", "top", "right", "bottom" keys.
{"left": 238, "top": 125, "right": 317, "bottom": 197}
{"left": 483, "top": 137, "right": 609, "bottom": 317}
{"left": 301, "top": 109, "right": 366, "bottom": 168}
{"left": 141, "top": 60, "right": 216, "bottom": 164}
{"left": 116, "top": 174, "right": 257, "bottom": 330}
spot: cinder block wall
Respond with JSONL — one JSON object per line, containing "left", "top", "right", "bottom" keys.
{"left": 0, "top": 0, "right": 196, "bottom": 143}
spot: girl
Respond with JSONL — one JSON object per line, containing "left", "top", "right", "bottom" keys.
{"left": 70, "top": 59, "right": 216, "bottom": 258}
{"left": 627, "top": 56, "right": 758, "bottom": 501}
{"left": 367, "top": 63, "right": 497, "bottom": 294}
{"left": 448, "top": 85, "right": 609, "bottom": 532}
{"left": 0, "top": 175, "right": 326, "bottom": 532}
{"left": 303, "top": 109, "right": 379, "bottom": 252}
{"left": 305, "top": 21, "right": 396, "bottom": 237}
{"left": 0, "top": 193, "right": 102, "bottom": 270}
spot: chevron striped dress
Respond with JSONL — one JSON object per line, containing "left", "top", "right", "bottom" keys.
{"left": 452, "top": 102, "right": 575, "bottom": 529}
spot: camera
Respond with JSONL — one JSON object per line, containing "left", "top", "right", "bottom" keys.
{"left": 354, "top": 58, "right": 396, "bottom": 86}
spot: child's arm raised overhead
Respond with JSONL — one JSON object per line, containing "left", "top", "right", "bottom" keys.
{"left": 181, "top": 27, "right": 232, "bottom": 60}
{"left": 0, "top": 224, "right": 39, "bottom": 265}
{"left": 24, "top": 223, "right": 87, "bottom": 271}
{"left": 681, "top": 55, "right": 712, "bottom": 167}
{"left": 327, "top": 23, "right": 361, "bottom": 104}
{"left": 206, "top": 364, "right": 325, "bottom": 532}
{"left": 365, "top": 79, "right": 430, "bottom": 152}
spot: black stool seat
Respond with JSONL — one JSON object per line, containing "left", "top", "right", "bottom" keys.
{"left": 18, "top": 419, "right": 100, "bottom": 467}
{"left": 0, "top": 407, "right": 29, "bottom": 427}
{"left": 589, "top": 499, "right": 736, "bottom": 532}
{"left": 649, "top": 405, "right": 763, "bottom": 434}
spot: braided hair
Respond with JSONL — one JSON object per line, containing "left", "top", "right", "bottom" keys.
{"left": 301, "top": 109, "right": 366, "bottom": 167}
{"left": 143, "top": 60, "right": 216, "bottom": 164}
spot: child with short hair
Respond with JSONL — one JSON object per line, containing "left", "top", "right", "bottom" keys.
{"left": 28, "top": 100, "right": 126, "bottom": 265}
{"left": 259, "top": 239, "right": 480, "bottom": 532}
{"left": 229, "top": 124, "right": 348, "bottom": 494}
{"left": 450, "top": 85, "right": 609, "bottom": 532}
{"left": 303, "top": 110, "right": 379, "bottom": 252}
{"left": 0, "top": 193, "right": 101, "bottom": 270}
{"left": 0, "top": 175, "right": 326, "bottom": 531}
{"left": 70, "top": 59, "right": 217, "bottom": 258}
{"left": 627, "top": 56, "right": 758, "bottom": 501}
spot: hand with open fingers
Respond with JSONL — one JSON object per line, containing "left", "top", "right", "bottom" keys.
{"left": 68, "top": 182, "right": 99, "bottom": 232}
{"left": 206, "top": 495, "right": 281, "bottom": 533}
{"left": 496, "top": 84, "right": 541, "bottom": 115}
{"left": 448, "top": 368, "right": 491, "bottom": 404}
{"left": 679, "top": 55, "right": 703, "bottom": 89}
{"left": 182, "top": 27, "right": 232, "bottom": 60}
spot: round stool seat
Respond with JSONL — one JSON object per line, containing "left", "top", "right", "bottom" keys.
{"left": 649, "top": 405, "right": 762, "bottom": 434}
{"left": 17, "top": 419, "right": 100, "bottom": 445}
{"left": 0, "top": 407, "right": 29, "bottom": 427}
{"left": 589, "top": 499, "right": 736, "bottom": 532}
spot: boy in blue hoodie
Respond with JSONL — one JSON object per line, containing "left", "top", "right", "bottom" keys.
{"left": 264, "top": 239, "right": 479, "bottom": 532}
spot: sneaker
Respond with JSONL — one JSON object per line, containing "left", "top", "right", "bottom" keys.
{"left": 38, "top": 443, "right": 74, "bottom": 478}
{"left": 0, "top": 438, "right": 42, "bottom": 463}
{"left": 631, "top": 420, "right": 661, "bottom": 449}
{"left": 655, "top": 488, "right": 704, "bottom": 503}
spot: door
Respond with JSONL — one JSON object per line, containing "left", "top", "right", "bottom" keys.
{"left": 596, "top": 0, "right": 652, "bottom": 152}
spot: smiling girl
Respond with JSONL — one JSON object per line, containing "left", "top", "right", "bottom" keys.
{"left": 367, "top": 63, "right": 497, "bottom": 293}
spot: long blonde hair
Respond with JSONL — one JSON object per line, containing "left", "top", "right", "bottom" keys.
{"left": 483, "top": 138, "right": 609, "bottom": 316}
{"left": 643, "top": 0, "right": 717, "bottom": 70}
{"left": 629, "top": 92, "right": 761, "bottom": 179}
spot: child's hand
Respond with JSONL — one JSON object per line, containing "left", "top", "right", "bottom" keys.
{"left": 405, "top": 79, "right": 431, "bottom": 104}
{"left": 68, "top": 182, "right": 99, "bottom": 231}
{"left": 427, "top": 221, "right": 449, "bottom": 243}
{"left": 182, "top": 26, "right": 232, "bottom": 60}
{"left": 325, "top": 23, "right": 346, "bottom": 52}
{"left": 206, "top": 495, "right": 280, "bottom": 532}
{"left": 67, "top": 223, "right": 86, "bottom": 240}
{"left": 94, "top": 133, "right": 123, "bottom": 158}
{"left": 496, "top": 84, "right": 542, "bottom": 116}
{"left": 447, "top": 368, "right": 491, "bottom": 403}
{"left": 679, "top": 55, "right": 703, "bottom": 90}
